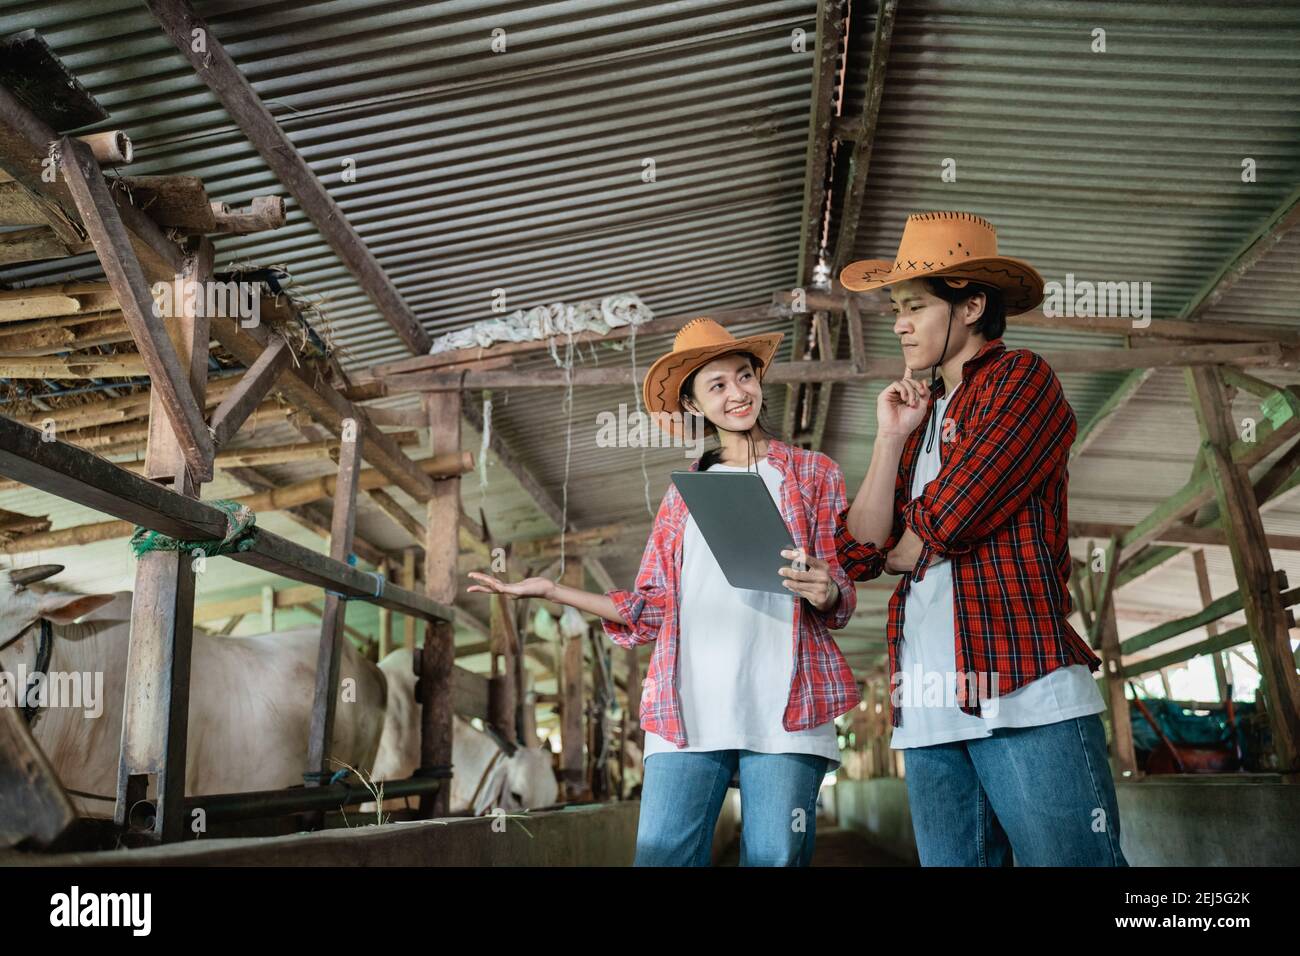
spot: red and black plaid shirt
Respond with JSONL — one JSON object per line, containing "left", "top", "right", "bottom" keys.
{"left": 835, "top": 339, "right": 1100, "bottom": 728}
{"left": 603, "top": 438, "right": 860, "bottom": 747}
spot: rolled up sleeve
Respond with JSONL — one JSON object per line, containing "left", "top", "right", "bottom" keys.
{"left": 811, "top": 468, "right": 857, "bottom": 629}
{"left": 600, "top": 487, "right": 676, "bottom": 648}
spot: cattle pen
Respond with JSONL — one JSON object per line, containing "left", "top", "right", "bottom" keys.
{"left": 0, "top": 0, "right": 1298, "bottom": 893}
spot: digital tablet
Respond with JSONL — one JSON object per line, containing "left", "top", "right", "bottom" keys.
{"left": 670, "top": 470, "right": 798, "bottom": 595}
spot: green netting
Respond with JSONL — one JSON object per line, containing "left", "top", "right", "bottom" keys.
{"left": 130, "top": 499, "right": 257, "bottom": 559}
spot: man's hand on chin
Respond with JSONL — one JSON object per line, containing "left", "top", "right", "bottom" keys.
{"left": 885, "top": 528, "right": 923, "bottom": 575}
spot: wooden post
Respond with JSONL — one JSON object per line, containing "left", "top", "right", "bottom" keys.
{"left": 419, "top": 392, "right": 460, "bottom": 817}
{"left": 59, "top": 137, "right": 213, "bottom": 480}
{"left": 558, "top": 561, "right": 586, "bottom": 802}
{"left": 403, "top": 548, "right": 417, "bottom": 652}
{"left": 377, "top": 558, "right": 392, "bottom": 661}
{"left": 1191, "top": 549, "right": 1233, "bottom": 704}
{"left": 1092, "top": 537, "right": 1138, "bottom": 778}
{"left": 488, "top": 592, "right": 519, "bottom": 745}
{"left": 624, "top": 645, "right": 644, "bottom": 754}
{"left": 304, "top": 417, "right": 363, "bottom": 791}
{"left": 1188, "top": 366, "right": 1300, "bottom": 774}
{"left": 0, "top": 702, "right": 76, "bottom": 848}
{"left": 114, "top": 238, "right": 213, "bottom": 842}
{"left": 261, "top": 585, "right": 275, "bottom": 632}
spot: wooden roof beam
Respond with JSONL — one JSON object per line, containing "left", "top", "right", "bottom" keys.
{"left": 146, "top": 0, "right": 432, "bottom": 355}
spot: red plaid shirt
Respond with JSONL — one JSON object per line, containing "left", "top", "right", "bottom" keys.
{"left": 835, "top": 339, "right": 1101, "bottom": 728}
{"left": 603, "top": 438, "right": 861, "bottom": 747}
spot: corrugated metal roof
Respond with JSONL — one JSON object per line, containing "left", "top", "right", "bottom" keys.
{"left": 0, "top": 0, "right": 1296, "bottom": 690}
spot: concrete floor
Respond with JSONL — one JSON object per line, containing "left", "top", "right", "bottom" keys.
{"left": 715, "top": 816, "right": 913, "bottom": 867}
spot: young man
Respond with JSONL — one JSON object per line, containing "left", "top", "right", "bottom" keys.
{"left": 835, "top": 211, "right": 1127, "bottom": 866}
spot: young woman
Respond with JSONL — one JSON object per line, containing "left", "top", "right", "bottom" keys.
{"left": 468, "top": 317, "right": 860, "bottom": 866}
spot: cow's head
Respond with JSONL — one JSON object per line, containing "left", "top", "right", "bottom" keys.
{"left": 471, "top": 743, "right": 560, "bottom": 816}
{"left": 0, "top": 565, "right": 117, "bottom": 652}
{"left": 501, "top": 746, "right": 560, "bottom": 812}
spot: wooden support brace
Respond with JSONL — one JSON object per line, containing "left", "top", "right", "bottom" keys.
{"left": 209, "top": 338, "right": 291, "bottom": 448}
{"left": 305, "top": 419, "right": 363, "bottom": 788}
{"left": 1187, "top": 366, "right": 1300, "bottom": 774}
{"left": 58, "top": 136, "right": 213, "bottom": 481}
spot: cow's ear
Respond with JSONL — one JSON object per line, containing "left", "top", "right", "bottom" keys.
{"left": 38, "top": 593, "right": 116, "bottom": 624}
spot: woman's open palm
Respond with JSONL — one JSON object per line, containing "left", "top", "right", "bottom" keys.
{"left": 466, "top": 571, "right": 553, "bottom": 600}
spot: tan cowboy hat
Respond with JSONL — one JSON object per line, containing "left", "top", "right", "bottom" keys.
{"left": 642, "top": 318, "right": 783, "bottom": 418}
{"left": 839, "top": 211, "right": 1044, "bottom": 314}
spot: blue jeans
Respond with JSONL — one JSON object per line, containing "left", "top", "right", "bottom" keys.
{"left": 634, "top": 750, "right": 830, "bottom": 866}
{"left": 904, "top": 714, "right": 1128, "bottom": 866}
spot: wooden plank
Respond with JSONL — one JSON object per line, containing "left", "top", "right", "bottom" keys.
{"left": 0, "top": 702, "right": 76, "bottom": 849}
{"left": 1120, "top": 572, "right": 1289, "bottom": 656}
{"left": 208, "top": 338, "right": 291, "bottom": 448}
{"left": 0, "top": 354, "right": 148, "bottom": 378}
{"left": 1117, "top": 394, "right": 1300, "bottom": 560}
{"left": 146, "top": 0, "right": 432, "bottom": 355}
{"left": 0, "top": 86, "right": 183, "bottom": 282}
{"left": 1092, "top": 554, "right": 1137, "bottom": 778}
{"left": 377, "top": 343, "right": 1285, "bottom": 394}
{"left": 118, "top": 175, "right": 216, "bottom": 231}
{"left": 0, "top": 414, "right": 225, "bottom": 540}
{"left": 305, "top": 419, "right": 363, "bottom": 786}
{"left": 144, "top": 239, "right": 212, "bottom": 480}
{"left": 559, "top": 561, "right": 586, "bottom": 801}
{"left": 417, "top": 391, "right": 460, "bottom": 816}
{"left": 402, "top": 548, "right": 417, "bottom": 652}
{"left": 1122, "top": 617, "right": 1298, "bottom": 677}
{"left": 3, "top": 448, "right": 471, "bottom": 554}
{"left": 1193, "top": 548, "right": 1232, "bottom": 706}
{"left": 208, "top": 315, "right": 438, "bottom": 503}
{"left": 0, "top": 411, "right": 451, "bottom": 621}
{"left": 232, "top": 531, "right": 452, "bottom": 622}
{"left": 489, "top": 593, "right": 520, "bottom": 745}
{"left": 1071, "top": 519, "right": 1300, "bottom": 552}
{"left": 1187, "top": 366, "right": 1300, "bottom": 773}
{"left": 1179, "top": 184, "right": 1300, "bottom": 320}
{"left": 0, "top": 29, "right": 108, "bottom": 130}
{"left": 59, "top": 136, "right": 213, "bottom": 480}
{"left": 0, "top": 225, "right": 69, "bottom": 264}
{"left": 115, "top": 240, "right": 213, "bottom": 843}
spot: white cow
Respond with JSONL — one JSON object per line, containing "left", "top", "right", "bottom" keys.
{"left": 367, "top": 648, "right": 558, "bottom": 815}
{"left": 0, "top": 568, "right": 555, "bottom": 819}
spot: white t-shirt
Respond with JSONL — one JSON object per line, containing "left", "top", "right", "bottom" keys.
{"left": 890, "top": 384, "right": 1105, "bottom": 749}
{"left": 643, "top": 458, "right": 842, "bottom": 771}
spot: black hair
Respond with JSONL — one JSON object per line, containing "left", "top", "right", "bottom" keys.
{"left": 679, "top": 349, "right": 775, "bottom": 471}
{"left": 921, "top": 277, "right": 1007, "bottom": 340}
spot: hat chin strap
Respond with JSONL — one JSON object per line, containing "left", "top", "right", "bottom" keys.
{"left": 923, "top": 303, "right": 956, "bottom": 454}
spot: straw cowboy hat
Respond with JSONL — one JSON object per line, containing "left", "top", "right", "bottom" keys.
{"left": 642, "top": 318, "right": 783, "bottom": 419}
{"left": 839, "top": 211, "right": 1045, "bottom": 315}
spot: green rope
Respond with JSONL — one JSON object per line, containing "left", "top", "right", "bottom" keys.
{"left": 130, "top": 500, "right": 257, "bottom": 559}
